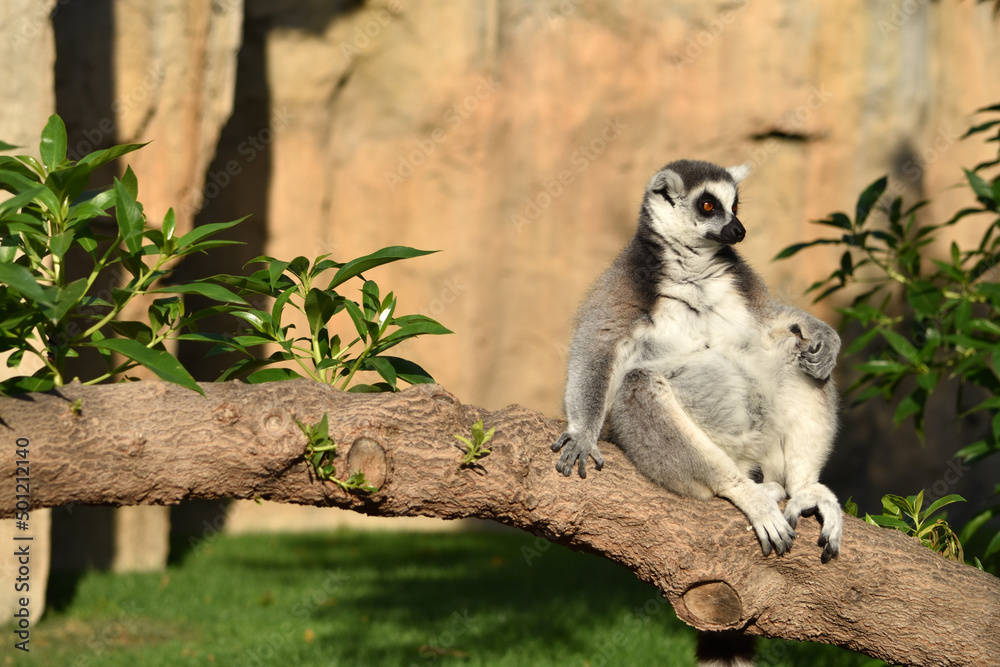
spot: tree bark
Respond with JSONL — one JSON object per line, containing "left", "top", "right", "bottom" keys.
{"left": 1, "top": 379, "right": 998, "bottom": 666}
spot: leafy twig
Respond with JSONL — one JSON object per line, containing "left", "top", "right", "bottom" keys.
{"left": 297, "top": 413, "right": 377, "bottom": 493}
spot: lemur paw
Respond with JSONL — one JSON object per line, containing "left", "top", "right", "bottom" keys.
{"left": 784, "top": 484, "right": 843, "bottom": 563}
{"left": 551, "top": 432, "right": 605, "bottom": 478}
{"left": 747, "top": 501, "right": 796, "bottom": 557}
{"left": 795, "top": 327, "right": 839, "bottom": 380}
{"left": 733, "top": 484, "right": 795, "bottom": 557}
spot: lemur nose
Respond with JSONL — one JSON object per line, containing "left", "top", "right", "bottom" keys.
{"left": 724, "top": 217, "right": 746, "bottom": 243}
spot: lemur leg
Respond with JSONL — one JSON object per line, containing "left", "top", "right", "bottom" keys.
{"left": 777, "top": 380, "right": 842, "bottom": 562}
{"left": 607, "top": 370, "right": 796, "bottom": 557}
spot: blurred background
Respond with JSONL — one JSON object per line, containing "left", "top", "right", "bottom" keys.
{"left": 2, "top": 0, "right": 1000, "bottom": 618}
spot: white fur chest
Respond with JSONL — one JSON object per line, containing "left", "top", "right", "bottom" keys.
{"left": 646, "top": 273, "right": 758, "bottom": 358}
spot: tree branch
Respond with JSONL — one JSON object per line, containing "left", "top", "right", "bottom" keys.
{"left": 2, "top": 380, "right": 998, "bottom": 666}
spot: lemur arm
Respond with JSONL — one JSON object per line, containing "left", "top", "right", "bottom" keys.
{"left": 769, "top": 303, "right": 843, "bottom": 562}
{"left": 551, "top": 317, "right": 622, "bottom": 478}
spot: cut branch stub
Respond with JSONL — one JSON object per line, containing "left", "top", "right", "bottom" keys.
{"left": 346, "top": 437, "right": 387, "bottom": 489}
{"left": 679, "top": 581, "right": 745, "bottom": 628}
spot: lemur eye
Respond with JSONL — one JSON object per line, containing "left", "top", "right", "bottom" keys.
{"left": 732, "top": 203, "right": 738, "bottom": 215}
{"left": 701, "top": 201, "right": 714, "bottom": 213}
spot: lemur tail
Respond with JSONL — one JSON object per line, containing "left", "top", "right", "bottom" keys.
{"left": 696, "top": 630, "right": 755, "bottom": 667}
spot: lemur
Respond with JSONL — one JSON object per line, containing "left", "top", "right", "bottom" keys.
{"left": 552, "top": 159, "right": 843, "bottom": 667}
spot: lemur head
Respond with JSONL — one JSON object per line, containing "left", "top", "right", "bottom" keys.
{"left": 643, "top": 160, "right": 750, "bottom": 247}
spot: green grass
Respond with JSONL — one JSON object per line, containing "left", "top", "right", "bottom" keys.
{"left": 7, "top": 530, "right": 882, "bottom": 666}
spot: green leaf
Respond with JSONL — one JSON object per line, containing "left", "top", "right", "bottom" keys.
{"left": 346, "top": 383, "right": 392, "bottom": 393}
{"left": 960, "top": 507, "right": 998, "bottom": 544}
{"left": 304, "top": 288, "right": 337, "bottom": 336}
{"left": 372, "top": 318, "right": 452, "bottom": 355}
{"left": 45, "top": 163, "right": 92, "bottom": 204}
{"left": 924, "top": 494, "right": 965, "bottom": 517}
{"left": 966, "top": 168, "right": 996, "bottom": 202}
{"left": 39, "top": 115, "right": 67, "bottom": 172}
{"left": 361, "top": 280, "right": 381, "bottom": 319}
{"left": 906, "top": 280, "right": 942, "bottom": 317}
{"left": 844, "top": 327, "right": 880, "bottom": 355}
{"left": 915, "top": 370, "right": 938, "bottom": 392}
{"left": 867, "top": 515, "right": 911, "bottom": 531}
{"left": 855, "top": 176, "right": 887, "bottom": 226}
{"left": 326, "top": 246, "right": 437, "bottom": 291}
{"left": 343, "top": 300, "right": 369, "bottom": 342}
{"left": 113, "top": 176, "right": 144, "bottom": 254}
{"left": 120, "top": 165, "right": 139, "bottom": 199}
{"left": 49, "top": 229, "right": 75, "bottom": 261}
{"left": 162, "top": 208, "right": 177, "bottom": 241}
{"left": 0, "top": 262, "right": 51, "bottom": 306}
{"left": 380, "top": 355, "right": 436, "bottom": 385}
{"left": 87, "top": 338, "right": 204, "bottom": 395}
{"left": 77, "top": 142, "right": 147, "bottom": 169}
{"left": 246, "top": 367, "right": 303, "bottom": 383}
{"left": 815, "top": 212, "right": 853, "bottom": 230}
{"left": 108, "top": 320, "right": 154, "bottom": 345}
{"left": 0, "top": 141, "right": 19, "bottom": 152}
{"left": 844, "top": 497, "right": 859, "bottom": 517}
{"left": 882, "top": 494, "right": 911, "bottom": 516}
{"left": 969, "top": 319, "right": 1000, "bottom": 337}
{"left": 267, "top": 259, "right": 290, "bottom": 290}
{"left": 365, "top": 356, "right": 397, "bottom": 389}
{"left": 854, "top": 359, "right": 909, "bottom": 375}
{"left": 0, "top": 374, "right": 55, "bottom": 396}
{"left": 282, "top": 256, "right": 309, "bottom": 282}
{"left": 984, "top": 530, "right": 1000, "bottom": 559}
{"left": 954, "top": 299, "right": 972, "bottom": 334}
{"left": 270, "top": 286, "right": 297, "bottom": 329}
{"left": 0, "top": 186, "right": 47, "bottom": 217}
{"left": 231, "top": 309, "right": 273, "bottom": 335}
{"left": 880, "top": 329, "right": 919, "bottom": 363}
{"left": 148, "top": 282, "right": 248, "bottom": 305}
{"left": 0, "top": 168, "right": 52, "bottom": 206}
{"left": 174, "top": 218, "right": 246, "bottom": 251}
{"left": 49, "top": 278, "right": 88, "bottom": 323}
{"left": 772, "top": 239, "right": 841, "bottom": 261}
{"left": 954, "top": 439, "right": 990, "bottom": 462}
{"left": 893, "top": 393, "right": 923, "bottom": 426}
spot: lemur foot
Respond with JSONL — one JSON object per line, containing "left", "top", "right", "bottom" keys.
{"left": 784, "top": 483, "right": 843, "bottom": 563}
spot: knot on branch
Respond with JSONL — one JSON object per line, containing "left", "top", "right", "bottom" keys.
{"left": 679, "top": 581, "right": 744, "bottom": 629}
{"left": 347, "top": 437, "right": 388, "bottom": 489}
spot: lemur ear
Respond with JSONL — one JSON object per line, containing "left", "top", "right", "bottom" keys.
{"left": 647, "top": 169, "right": 685, "bottom": 205}
{"left": 726, "top": 163, "right": 751, "bottom": 184}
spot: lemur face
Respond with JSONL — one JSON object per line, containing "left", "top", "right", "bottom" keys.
{"left": 644, "top": 160, "right": 750, "bottom": 247}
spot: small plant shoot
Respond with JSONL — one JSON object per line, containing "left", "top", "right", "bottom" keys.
{"left": 455, "top": 419, "right": 495, "bottom": 468}
{"left": 297, "top": 413, "right": 378, "bottom": 493}
{"left": 846, "top": 491, "right": 965, "bottom": 562}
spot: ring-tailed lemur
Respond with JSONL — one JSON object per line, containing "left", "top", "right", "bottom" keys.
{"left": 551, "top": 159, "right": 843, "bottom": 666}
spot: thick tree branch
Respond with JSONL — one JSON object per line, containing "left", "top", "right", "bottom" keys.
{"left": 2, "top": 380, "right": 998, "bottom": 666}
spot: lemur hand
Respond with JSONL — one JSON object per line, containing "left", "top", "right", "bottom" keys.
{"left": 551, "top": 432, "right": 605, "bottom": 478}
